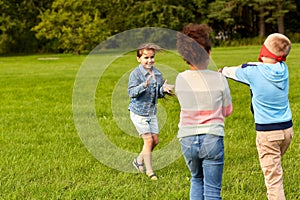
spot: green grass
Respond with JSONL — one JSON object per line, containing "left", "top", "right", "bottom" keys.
{"left": 1, "top": 45, "right": 300, "bottom": 199}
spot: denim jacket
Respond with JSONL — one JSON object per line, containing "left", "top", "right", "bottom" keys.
{"left": 128, "top": 64, "right": 165, "bottom": 116}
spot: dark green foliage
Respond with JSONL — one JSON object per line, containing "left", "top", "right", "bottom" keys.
{"left": 0, "top": 0, "right": 299, "bottom": 53}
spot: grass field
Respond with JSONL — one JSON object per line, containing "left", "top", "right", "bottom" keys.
{"left": 0, "top": 45, "right": 299, "bottom": 199}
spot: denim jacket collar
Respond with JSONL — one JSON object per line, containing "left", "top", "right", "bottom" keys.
{"left": 138, "top": 64, "right": 160, "bottom": 76}
{"left": 138, "top": 64, "right": 150, "bottom": 76}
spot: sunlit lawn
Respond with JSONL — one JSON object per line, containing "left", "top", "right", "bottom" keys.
{"left": 0, "top": 45, "right": 299, "bottom": 199}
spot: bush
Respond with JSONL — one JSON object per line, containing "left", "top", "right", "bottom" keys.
{"left": 214, "top": 36, "right": 263, "bottom": 47}
{"left": 287, "top": 32, "right": 300, "bottom": 43}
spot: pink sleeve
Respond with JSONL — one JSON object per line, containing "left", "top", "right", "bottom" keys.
{"left": 223, "top": 103, "right": 233, "bottom": 117}
{"left": 222, "top": 75, "right": 233, "bottom": 117}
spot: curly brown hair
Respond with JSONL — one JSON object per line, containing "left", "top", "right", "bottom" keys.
{"left": 177, "top": 23, "right": 212, "bottom": 69}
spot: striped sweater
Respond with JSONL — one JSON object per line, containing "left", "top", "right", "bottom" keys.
{"left": 175, "top": 70, "right": 232, "bottom": 138}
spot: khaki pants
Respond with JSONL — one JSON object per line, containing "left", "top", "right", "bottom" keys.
{"left": 256, "top": 127, "right": 294, "bottom": 200}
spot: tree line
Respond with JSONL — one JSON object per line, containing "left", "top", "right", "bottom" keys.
{"left": 0, "top": 0, "right": 299, "bottom": 54}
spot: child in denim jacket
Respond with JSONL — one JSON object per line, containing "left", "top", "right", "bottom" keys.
{"left": 128, "top": 43, "right": 173, "bottom": 180}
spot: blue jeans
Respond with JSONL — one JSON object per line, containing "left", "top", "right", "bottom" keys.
{"left": 180, "top": 134, "right": 224, "bottom": 200}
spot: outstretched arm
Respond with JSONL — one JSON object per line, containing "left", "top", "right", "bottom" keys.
{"left": 219, "top": 65, "right": 241, "bottom": 81}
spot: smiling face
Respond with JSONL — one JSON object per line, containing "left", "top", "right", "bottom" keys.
{"left": 137, "top": 49, "right": 155, "bottom": 70}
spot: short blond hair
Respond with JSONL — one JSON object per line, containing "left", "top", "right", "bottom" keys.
{"left": 264, "top": 33, "right": 291, "bottom": 57}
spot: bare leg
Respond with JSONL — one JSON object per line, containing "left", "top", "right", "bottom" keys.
{"left": 135, "top": 133, "right": 158, "bottom": 172}
{"left": 151, "top": 134, "right": 159, "bottom": 150}
{"left": 141, "top": 133, "right": 154, "bottom": 175}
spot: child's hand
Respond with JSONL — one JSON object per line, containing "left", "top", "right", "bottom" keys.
{"left": 163, "top": 80, "right": 174, "bottom": 93}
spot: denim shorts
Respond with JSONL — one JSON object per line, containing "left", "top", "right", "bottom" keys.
{"left": 130, "top": 111, "right": 159, "bottom": 135}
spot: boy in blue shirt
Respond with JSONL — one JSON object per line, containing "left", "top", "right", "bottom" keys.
{"left": 219, "top": 33, "right": 294, "bottom": 200}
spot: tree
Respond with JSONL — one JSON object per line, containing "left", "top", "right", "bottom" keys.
{"left": 32, "top": 0, "right": 111, "bottom": 54}
{"left": 274, "top": 0, "right": 296, "bottom": 34}
{"left": 102, "top": 0, "right": 136, "bottom": 35}
{"left": 0, "top": 0, "right": 53, "bottom": 53}
{"left": 285, "top": 0, "right": 300, "bottom": 33}
{"left": 121, "top": 0, "right": 195, "bottom": 31}
{"left": 206, "top": 0, "right": 297, "bottom": 41}
{"left": 33, "top": 0, "right": 198, "bottom": 53}
{"left": 252, "top": 0, "right": 296, "bottom": 37}
{"left": 207, "top": 0, "right": 251, "bottom": 39}
{"left": 1, "top": 0, "right": 300, "bottom": 54}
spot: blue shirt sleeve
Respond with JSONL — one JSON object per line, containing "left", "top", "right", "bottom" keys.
{"left": 235, "top": 67, "right": 251, "bottom": 85}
